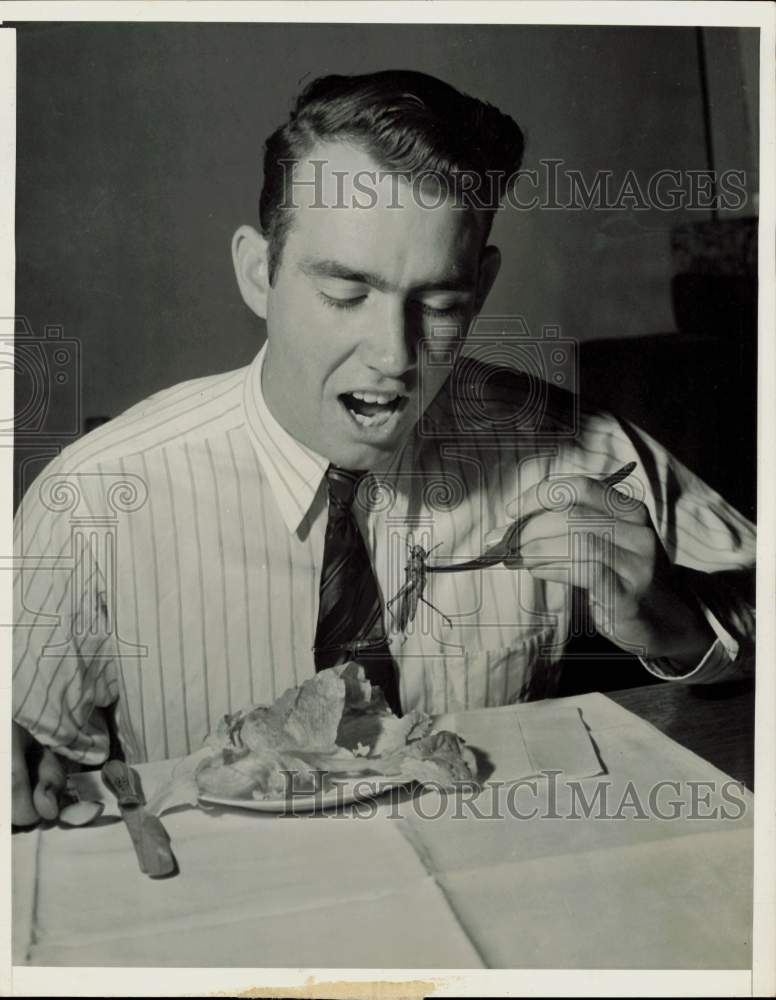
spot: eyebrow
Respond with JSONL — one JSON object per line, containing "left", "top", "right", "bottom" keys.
{"left": 297, "top": 257, "right": 476, "bottom": 294}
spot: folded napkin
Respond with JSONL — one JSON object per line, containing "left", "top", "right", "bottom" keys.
{"left": 434, "top": 702, "right": 604, "bottom": 783}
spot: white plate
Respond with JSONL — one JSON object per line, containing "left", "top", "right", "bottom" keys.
{"left": 198, "top": 775, "right": 406, "bottom": 814}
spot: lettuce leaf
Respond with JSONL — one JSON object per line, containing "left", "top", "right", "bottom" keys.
{"left": 165, "top": 663, "right": 479, "bottom": 807}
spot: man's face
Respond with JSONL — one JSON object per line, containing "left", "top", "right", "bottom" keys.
{"left": 260, "top": 142, "right": 497, "bottom": 470}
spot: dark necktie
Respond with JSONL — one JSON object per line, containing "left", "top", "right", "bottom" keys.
{"left": 313, "top": 466, "right": 401, "bottom": 715}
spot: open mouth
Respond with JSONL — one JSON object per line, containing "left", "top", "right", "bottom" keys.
{"left": 339, "top": 390, "right": 407, "bottom": 429}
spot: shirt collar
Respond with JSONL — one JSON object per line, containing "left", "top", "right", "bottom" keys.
{"left": 242, "top": 343, "right": 330, "bottom": 533}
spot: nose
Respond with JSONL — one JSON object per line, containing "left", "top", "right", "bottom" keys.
{"left": 360, "top": 299, "right": 418, "bottom": 380}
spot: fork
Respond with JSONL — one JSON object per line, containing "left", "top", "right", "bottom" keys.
{"left": 426, "top": 461, "right": 637, "bottom": 574}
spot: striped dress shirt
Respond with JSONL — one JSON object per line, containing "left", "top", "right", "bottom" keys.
{"left": 13, "top": 344, "right": 756, "bottom": 764}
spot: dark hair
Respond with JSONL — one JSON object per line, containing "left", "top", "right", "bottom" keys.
{"left": 259, "top": 70, "right": 525, "bottom": 282}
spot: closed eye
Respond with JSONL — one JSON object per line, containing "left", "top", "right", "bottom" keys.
{"left": 419, "top": 302, "right": 466, "bottom": 317}
{"left": 317, "top": 291, "right": 368, "bottom": 311}
{"left": 413, "top": 295, "right": 470, "bottom": 318}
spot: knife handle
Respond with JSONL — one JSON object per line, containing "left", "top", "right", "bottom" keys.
{"left": 102, "top": 760, "right": 143, "bottom": 807}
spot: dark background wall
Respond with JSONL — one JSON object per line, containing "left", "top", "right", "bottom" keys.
{"left": 11, "top": 22, "right": 758, "bottom": 512}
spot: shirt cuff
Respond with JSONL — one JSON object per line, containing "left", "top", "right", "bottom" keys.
{"left": 639, "top": 602, "right": 742, "bottom": 684}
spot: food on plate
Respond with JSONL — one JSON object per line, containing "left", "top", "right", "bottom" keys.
{"left": 195, "top": 663, "right": 477, "bottom": 800}
{"left": 196, "top": 747, "right": 320, "bottom": 799}
{"left": 380, "top": 730, "right": 477, "bottom": 786}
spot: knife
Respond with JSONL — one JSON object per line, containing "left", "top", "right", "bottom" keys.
{"left": 101, "top": 760, "right": 178, "bottom": 878}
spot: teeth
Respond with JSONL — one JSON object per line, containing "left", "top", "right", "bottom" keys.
{"left": 351, "top": 390, "right": 399, "bottom": 405}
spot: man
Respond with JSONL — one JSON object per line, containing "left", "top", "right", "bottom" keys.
{"left": 12, "top": 70, "right": 756, "bottom": 825}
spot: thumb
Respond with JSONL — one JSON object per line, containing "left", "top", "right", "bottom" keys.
{"left": 32, "top": 747, "right": 67, "bottom": 822}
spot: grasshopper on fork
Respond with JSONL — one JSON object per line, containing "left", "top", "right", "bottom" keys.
{"left": 386, "top": 541, "right": 454, "bottom": 635}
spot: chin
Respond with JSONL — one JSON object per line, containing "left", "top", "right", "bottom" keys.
{"left": 329, "top": 442, "right": 396, "bottom": 472}
{"left": 325, "top": 424, "right": 413, "bottom": 471}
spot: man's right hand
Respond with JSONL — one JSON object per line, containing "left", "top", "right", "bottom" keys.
{"left": 12, "top": 721, "right": 67, "bottom": 827}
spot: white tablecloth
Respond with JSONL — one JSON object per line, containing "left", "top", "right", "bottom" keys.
{"left": 13, "top": 693, "right": 753, "bottom": 969}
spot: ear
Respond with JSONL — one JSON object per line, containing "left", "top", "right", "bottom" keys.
{"left": 474, "top": 244, "right": 501, "bottom": 313}
{"left": 232, "top": 225, "right": 270, "bottom": 319}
